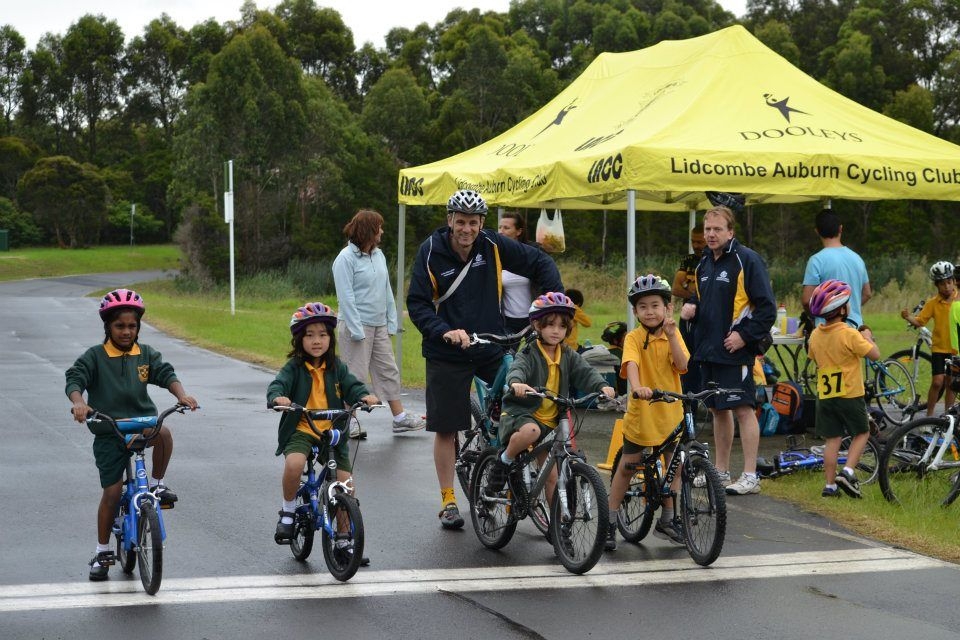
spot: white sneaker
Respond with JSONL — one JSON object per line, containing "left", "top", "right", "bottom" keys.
{"left": 392, "top": 415, "right": 426, "bottom": 433}
{"left": 349, "top": 424, "right": 367, "bottom": 439}
{"left": 725, "top": 473, "right": 761, "bottom": 495}
{"left": 694, "top": 469, "right": 730, "bottom": 488}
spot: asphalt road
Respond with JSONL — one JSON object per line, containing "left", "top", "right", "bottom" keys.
{"left": 1, "top": 273, "right": 958, "bottom": 640}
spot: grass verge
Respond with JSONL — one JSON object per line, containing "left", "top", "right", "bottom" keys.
{"left": 0, "top": 245, "right": 181, "bottom": 281}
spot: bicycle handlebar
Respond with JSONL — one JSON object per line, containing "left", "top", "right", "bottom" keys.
{"left": 527, "top": 387, "right": 603, "bottom": 408}
{"left": 469, "top": 326, "right": 533, "bottom": 346}
{"left": 269, "top": 400, "right": 385, "bottom": 440}
{"left": 648, "top": 385, "right": 742, "bottom": 404}
{"left": 85, "top": 404, "right": 195, "bottom": 445}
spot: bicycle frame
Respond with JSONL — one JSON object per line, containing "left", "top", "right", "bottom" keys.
{"left": 114, "top": 418, "right": 167, "bottom": 553}
{"left": 916, "top": 414, "right": 959, "bottom": 471}
{"left": 297, "top": 433, "right": 355, "bottom": 539}
{"left": 508, "top": 412, "right": 581, "bottom": 523}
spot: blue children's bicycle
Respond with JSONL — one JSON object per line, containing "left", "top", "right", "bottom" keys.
{"left": 85, "top": 403, "right": 195, "bottom": 595}
{"left": 270, "top": 400, "right": 383, "bottom": 582}
{"left": 756, "top": 433, "right": 881, "bottom": 484}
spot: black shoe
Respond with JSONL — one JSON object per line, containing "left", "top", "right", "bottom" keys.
{"left": 835, "top": 469, "right": 862, "bottom": 499}
{"left": 604, "top": 521, "right": 617, "bottom": 551}
{"left": 558, "top": 523, "right": 575, "bottom": 556}
{"left": 155, "top": 483, "right": 178, "bottom": 506}
{"left": 275, "top": 511, "right": 294, "bottom": 544}
{"left": 485, "top": 458, "right": 510, "bottom": 495}
{"left": 360, "top": 556, "right": 370, "bottom": 567}
{"left": 821, "top": 485, "right": 840, "bottom": 497}
{"left": 438, "top": 503, "right": 465, "bottom": 530}
{"left": 88, "top": 551, "right": 115, "bottom": 581}
{"left": 653, "top": 518, "right": 685, "bottom": 545}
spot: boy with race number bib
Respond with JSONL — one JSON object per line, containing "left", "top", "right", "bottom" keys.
{"left": 806, "top": 280, "right": 880, "bottom": 498}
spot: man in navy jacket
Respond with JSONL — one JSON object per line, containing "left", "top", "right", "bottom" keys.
{"left": 407, "top": 190, "right": 562, "bottom": 529}
{"left": 680, "top": 204, "right": 776, "bottom": 496}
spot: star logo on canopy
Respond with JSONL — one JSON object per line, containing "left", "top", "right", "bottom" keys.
{"left": 763, "top": 93, "right": 810, "bottom": 122}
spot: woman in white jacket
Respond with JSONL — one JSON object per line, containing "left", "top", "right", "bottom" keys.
{"left": 332, "top": 209, "right": 425, "bottom": 436}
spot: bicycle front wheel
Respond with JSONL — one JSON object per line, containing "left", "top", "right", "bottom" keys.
{"left": 321, "top": 490, "right": 364, "bottom": 582}
{"left": 550, "top": 460, "right": 608, "bottom": 574}
{"left": 290, "top": 489, "right": 315, "bottom": 561}
{"left": 136, "top": 502, "right": 163, "bottom": 595}
{"left": 879, "top": 417, "right": 960, "bottom": 511}
{"left": 610, "top": 448, "right": 655, "bottom": 542}
{"left": 875, "top": 359, "right": 917, "bottom": 425}
{"left": 469, "top": 448, "right": 517, "bottom": 549}
{"left": 681, "top": 455, "right": 726, "bottom": 567}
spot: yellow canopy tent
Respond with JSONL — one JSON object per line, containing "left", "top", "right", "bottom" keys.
{"left": 393, "top": 24, "right": 960, "bottom": 361}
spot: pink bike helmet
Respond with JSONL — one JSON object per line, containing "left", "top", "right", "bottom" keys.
{"left": 99, "top": 288, "right": 145, "bottom": 320}
{"left": 289, "top": 302, "right": 338, "bottom": 335}
{"left": 529, "top": 292, "right": 576, "bottom": 322}
{"left": 808, "top": 279, "right": 851, "bottom": 319}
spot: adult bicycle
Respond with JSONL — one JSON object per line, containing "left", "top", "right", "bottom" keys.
{"left": 454, "top": 328, "right": 534, "bottom": 507}
{"left": 889, "top": 299, "right": 935, "bottom": 413}
{"left": 469, "top": 389, "right": 609, "bottom": 574}
{"left": 270, "top": 400, "right": 384, "bottom": 581}
{"left": 85, "top": 403, "right": 196, "bottom": 595}
{"left": 609, "top": 385, "right": 729, "bottom": 566}
{"left": 878, "top": 402, "right": 960, "bottom": 509}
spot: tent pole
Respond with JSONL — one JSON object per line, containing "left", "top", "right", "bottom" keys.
{"left": 688, "top": 208, "right": 695, "bottom": 253}
{"left": 627, "top": 190, "right": 636, "bottom": 331}
{"left": 396, "top": 203, "right": 406, "bottom": 379}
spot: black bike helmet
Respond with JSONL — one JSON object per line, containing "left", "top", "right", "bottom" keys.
{"left": 601, "top": 321, "right": 627, "bottom": 344}
{"left": 705, "top": 191, "right": 746, "bottom": 214}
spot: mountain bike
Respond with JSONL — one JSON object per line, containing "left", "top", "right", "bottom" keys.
{"left": 608, "top": 385, "right": 728, "bottom": 567}
{"left": 862, "top": 357, "right": 917, "bottom": 425}
{"left": 454, "top": 328, "right": 535, "bottom": 508}
{"left": 85, "top": 404, "right": 195, "bottom": 595}
{"left": 878, "top": 403, "right": 960, "bottom": 510}
{"left": 469, "top": 389, "right": 609, "bottom": 574}
{"left": 756, "top": 433, "right": 881, "bottom": 484}
{"left": 889, "top": 299, "right": 935, "bottom": 414}
{"left": 270, "top": 400, "right": 384, "bottom": 582}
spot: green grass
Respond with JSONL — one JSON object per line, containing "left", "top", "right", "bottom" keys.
{"left": 0, "top": 245, "right": 181, "bottom": 281}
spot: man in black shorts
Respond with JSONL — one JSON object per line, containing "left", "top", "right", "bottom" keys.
{"left": 406, "top": 190, "right": 563, "bottom": 528}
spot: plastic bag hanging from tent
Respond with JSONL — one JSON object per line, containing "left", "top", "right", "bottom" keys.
{"left": 536, "top": 209, "right": 565, "bottom": 253}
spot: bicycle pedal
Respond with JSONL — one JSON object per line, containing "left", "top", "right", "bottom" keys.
{"left": 160, "top": 502, "right": 174, "bottom": 510}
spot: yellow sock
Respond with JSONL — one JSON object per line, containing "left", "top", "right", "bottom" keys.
{"left": 441, "top": 487, "right": 456, "bottom": 507}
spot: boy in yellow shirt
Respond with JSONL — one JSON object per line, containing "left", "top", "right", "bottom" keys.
{"left": 606, "top": 275, "right": 689, "bottom": 550}
{"left": 807, "top": 280, "right": 880, "bottom": 498}
{"left": 901, "top": 261, "right": 958, "bottom": 416}
{"left": 563, "top": 289, "right": 592, "bottom": 350}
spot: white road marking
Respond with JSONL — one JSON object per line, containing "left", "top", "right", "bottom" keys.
{"left": 0, "top": 547, "right": 953, "bottom": 612}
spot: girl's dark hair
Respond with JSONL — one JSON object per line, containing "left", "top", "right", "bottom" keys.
{"left": 566, "top": 288, "right": 584, "bottom": 307}
{"left": 102, "top": 308, "right": 142, "bottom": 344}
{"left": 343, "top": 209, "right": 384, "bottom": 251}
{"left": 287, "top": 323, "right": 337, "bottom": 369}
{"left": 532, "top": 312, "right": 574, "bottom": 333}
{"left": 501, "top": 211, "right": 526, "bottom": 241}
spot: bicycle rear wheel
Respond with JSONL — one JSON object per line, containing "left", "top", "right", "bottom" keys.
{"left": 321, "top": 490, "right": 364, "bottom": 582}
{"left": 875, "top": 359, "right": 917, "bottom": 425}
{"left": 550, "top": 460, "right": 608, "bottom": 574}
{"left": 878, "top": 417, "right": 960, "bottom": 511}
{"left": 455, "top": 398, "right": 488, "bottom": 501}
{"left": 115, "top": 502, "right": 136, "bottom": 574}
{"left": 839, "top": 435, "right": 880, "bottom": 485}
{"left": 680, "top": 455, "right": 726, "bottom": 567}
{"left": 469, "top": 448, "right": 517, "bottom": 549}
{"left": 610, "top": 448, "right": 655, "bottom": 543}
{"left": 136, "top": 502, "right": 163, "bottom": 595}
{"left": 889, "top": 349, "right": 934, "bottom": 414}
{"left": 290, "top": 489, "right": 315, "bottom": 561}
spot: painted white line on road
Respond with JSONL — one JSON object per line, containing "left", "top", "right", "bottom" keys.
{"left": 0, "top": 547, "right": 953, "bottom": 612}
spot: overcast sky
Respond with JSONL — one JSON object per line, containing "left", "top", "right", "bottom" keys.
{"left": 5, "top": 0, "right": 747, "bottom": 51}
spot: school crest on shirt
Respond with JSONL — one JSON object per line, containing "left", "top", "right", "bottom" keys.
{"left": 138, "top": 364, "right": 150, "bottom": 383}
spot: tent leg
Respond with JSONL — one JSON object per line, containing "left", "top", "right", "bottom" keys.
{"left": 396, "top": 203, "right": 405, "bottom": 380}
{"left": 627, "top": 190, "right": 636, "bottom": 331}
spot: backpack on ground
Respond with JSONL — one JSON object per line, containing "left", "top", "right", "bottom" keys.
{"left": 770, "top": 381, "right": 803, "bottom": 434}
{"left": 757, "top": 401, "right": 780, "bottom": 437}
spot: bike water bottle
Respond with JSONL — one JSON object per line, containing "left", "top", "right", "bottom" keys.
{"left": 776, "top": 303, "right": 787, "bottom": 334}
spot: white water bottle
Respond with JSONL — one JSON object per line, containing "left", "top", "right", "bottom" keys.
{"left": 776, "top": 303, "right": 787, "bottom": 334}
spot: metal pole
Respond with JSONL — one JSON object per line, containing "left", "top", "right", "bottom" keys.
{"left": 627, "top": 190, "right": 636, "bottom": 331}
{"left": 130, "top": 204, "right": 135, "bottom": 246}
{"left": 224, "top": 160, "right": 236, "bottom": 316}
{"left": 395, "top": 203, "right": 406, "bottom": 379}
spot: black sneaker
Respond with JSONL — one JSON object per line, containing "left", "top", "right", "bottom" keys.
{"left": 835, "top": 469, "right": 862, "bottom": 499}
{"left": 821, "top": 485, "right": 840, "bottom": 497}
{"left": 653, "top": 518, "right": 685, "bottom": 545}
{"left": 155, "top": 483, "right": 178, "bottom": 506}
{"left": 438, "top": 503, "right": 464, "bottom": 530}
{"left": 604, "top": 521, "right": 617, "bottom": 551}
{"left": 88, "top": 551, "right": 115, "bottom": 581}
{"left": 485, "top": 458, "right": 510, "bottom": 495}
{"left": 557, "top": 523, "right": 575, "bottom": 557}
{"left": 274, "top": 511, "right": 294, "bottom": 544}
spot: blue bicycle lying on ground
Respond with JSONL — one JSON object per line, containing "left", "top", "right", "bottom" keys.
{"left": 85, "top": 403, "right": 195, "bottom": 595}
{"left": 756, "top": 433, "right": 881, "bottom": 484}
{"left": 270, "top": 400, "right": 383, "bottom": 582}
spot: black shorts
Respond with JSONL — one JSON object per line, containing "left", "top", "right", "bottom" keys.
{"left": 425, "top": 356, "right": 501, "bottom": 433}
{"left": 815, "top": 396, "right": 868, "bottom": 439}
{"left": 932, "top": 352, "right": 950, "bottom": 376}
{"left": 700, "top": 361, "right": 756, "bottom": 410}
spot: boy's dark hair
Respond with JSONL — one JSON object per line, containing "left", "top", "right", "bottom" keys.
{"left": 532, "top": 312, "right": 574, "bottom": 333}
{"left": 566, "top": 289, "right": 584, "bottom": 306}
{"left": 815, "top": 209, "right": 841, "bottom": 239}
{"left": 692, "top": 223, "right": 704, "bottom": 235}
{"left": 287, "top": 326, "right": 338, "bottom": 369}
{"left": 101, "top": 308, "right": 142, "bottom": 343}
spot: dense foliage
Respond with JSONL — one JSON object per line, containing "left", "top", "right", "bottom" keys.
{"left": 0, "top": 0, "right": 957, "bottom": 272}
